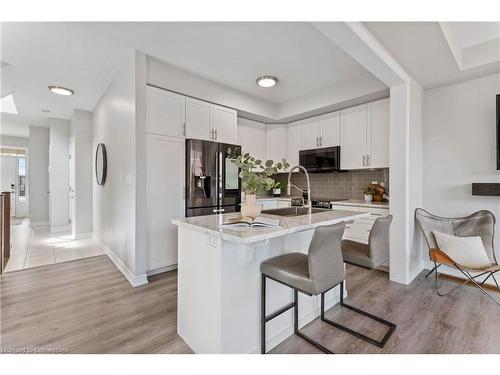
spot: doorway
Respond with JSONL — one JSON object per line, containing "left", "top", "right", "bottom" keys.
{"left": 0, "top": 147, "right": 28, "bottom": 218}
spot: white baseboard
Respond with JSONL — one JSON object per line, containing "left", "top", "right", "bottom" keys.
{"left": 30, "top": 220, "right": 48, "bottom": 227}
{"left": 146, "top": 262, "right": 178, "bottom": 276}
{"left": 95, "top": 238, "right": 149, "bottom": 288}
{"left": 50, "top": 225, "right": 71, "bottom": 233}
{"left": 73, "top": 232, "right": 93, "bottom": 240}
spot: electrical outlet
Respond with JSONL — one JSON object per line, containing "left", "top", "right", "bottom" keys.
{"left": 206, "top": 234, "right": 217, "bottom": 247}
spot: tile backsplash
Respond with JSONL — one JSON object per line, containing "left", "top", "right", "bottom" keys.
{"left": 272, "top": 169, "right": 389, "bottom": 200}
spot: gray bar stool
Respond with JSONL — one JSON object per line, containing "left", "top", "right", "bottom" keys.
{"left": 342, "top": 215, "right": 393, "bottom": 270}
{"left": 260, "top": 222, "right": 396, "bottom": 354}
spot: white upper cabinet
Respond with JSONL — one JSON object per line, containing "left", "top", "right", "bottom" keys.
{"left": 340, "top": 98, "right": 390, "bottom": 170}
{"left": 237, "top": 118, "right": 266, "bottom": 162}
{"left": 340, "top": 103, "right": 368, "bottom": 170}
{"left": 185, "top": 97, "right": 237, "bottom": 143}
{"left": 212, "top": 104, "right": 237, "bottom": 144}
{"left": 367, "top": 98, "right": 390, "bottom": 168}
{"left": 286, "top": 120, "right": 303, "bottom": 168}
{"left": 146, "top": 86, "right": 186, "bottom": 138}
{"left": 185, "top": 97, "right": 212, "bottom": 141}
{"left": 301, "top": 117, "right": 321, "bottom": 149}
{"left": 266, "top": 124, "right": 287, "bottom": 164}
{"left": 299, "top": 111, "right": 340, "bottom": 149}
{"left": 320, "top": 111, "right": 341, "bottom": 147}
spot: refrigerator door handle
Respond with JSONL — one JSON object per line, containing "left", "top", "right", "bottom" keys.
{"left": 218, "top": 151, "right": 223, "bottom": 199}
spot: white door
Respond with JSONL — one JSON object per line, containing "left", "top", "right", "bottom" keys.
{"left": 0, "top": 156, "right": 17, "bottom": 216}
{"left": 340, "top": 104, "right": 368, "bottom": 170}
{"left": 320, "top": 111, "right": 341, "bottom": 147}
{"left": 212, "top": 104, "right": 237, "bottom": 144}
{"left": 185, "top": 97, "right": 212, "bottom": 141}
{"left": 237, "top": 118, "right": 266, "bottom": 162}
{"left": 286, "top": 120, "right": 303, "bottom": 169}
{"left": 301, "top": 116, "right": 321, "bottom": 149}
{"left": 146, "top": 134, "right": 185, "bottom": 271}
{"left": 367, "top": 98, "right": 390, "bottom": 168}
{"left": 266, "top": 124, "right": 287, "bottom": 163}
{"left": 147, "top": 86, "right": 186, "bottom": 138}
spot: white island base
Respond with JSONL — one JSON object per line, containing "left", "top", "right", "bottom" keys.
{"left": 174, "top": 210, "right": 365, "bottom": 354}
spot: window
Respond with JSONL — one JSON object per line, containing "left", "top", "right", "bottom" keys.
{"left": 18, "top": 157, "right": 26, "bottom": 197}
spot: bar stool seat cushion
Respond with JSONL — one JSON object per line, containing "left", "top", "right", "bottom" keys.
{"left": 260, "top": 253, "right": 313, "bottom": 294}
{"left": 341, "top": 239, "right": 373, "bottom": 269}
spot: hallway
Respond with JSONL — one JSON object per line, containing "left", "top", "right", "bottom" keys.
{"left": 4, "top": 218, "right": 104, "bottom": 272}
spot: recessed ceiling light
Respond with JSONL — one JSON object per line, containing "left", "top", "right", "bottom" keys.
{"left": 0, "top": 94, "right": 18, "bottom": 114}
{"left": 48, "top": 85, "right": 74, "bottom": 96}
{"left": 256, "top": 76, "right": 278, "bottom": 88}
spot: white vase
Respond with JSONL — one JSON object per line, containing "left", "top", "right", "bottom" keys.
{"left": 241, "top": 194, "right": 261, "bottom": 219}
{"left": 364, "top": 194, "right": 373, "bottom": 202}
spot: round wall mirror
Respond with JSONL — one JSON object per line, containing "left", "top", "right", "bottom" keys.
{"left": 95, "top": 143, "right": 107, "bottom": 186}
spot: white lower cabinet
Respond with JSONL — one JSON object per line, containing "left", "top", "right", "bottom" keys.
{"left": 146, "top": 134, "right": 185, "bottom": 272}
{"left": 258, "top": 199, "right": 291, "bottom": 210}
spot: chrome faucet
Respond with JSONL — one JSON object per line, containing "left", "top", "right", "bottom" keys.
{"left": 286, "top": 165, "right": 311, "bottom": 210}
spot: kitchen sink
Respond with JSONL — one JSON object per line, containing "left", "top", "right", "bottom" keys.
{"left": 261, "top": 206, "right": 330, "bottom": 217}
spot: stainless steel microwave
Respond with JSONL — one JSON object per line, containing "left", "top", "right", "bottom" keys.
{"left": 299, "top": 146, "right": 341, "bottom": 173}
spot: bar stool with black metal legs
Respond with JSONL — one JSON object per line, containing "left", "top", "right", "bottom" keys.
{"left": 260, "top": 222, "right": 396, "bottom": 354}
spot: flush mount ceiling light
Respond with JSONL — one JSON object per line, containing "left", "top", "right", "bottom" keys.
{"left": 256, "top": 75, "right": 278, "bottom": 88}
{"left": 48, "top": 85, "right": 74, "bottom": 96}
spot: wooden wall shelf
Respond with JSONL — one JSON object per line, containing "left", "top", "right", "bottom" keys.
{"left": 472, "top": 183, "right": 500, "bottom": 196}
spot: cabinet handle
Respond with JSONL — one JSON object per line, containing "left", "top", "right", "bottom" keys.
{"left": 183, "top": 123, "right": 186, "bottom": 136}
{"left": 366, "top": 154, "right": 370, "bottom": 167}
{"left": 316, "top": 136, "right": 319, "bottom": 147}
{"left": 212, "top": 208, "right": 225, "bottom": 213}
{"left": 319, "top": 136, "right": 322, "bottom": 147}
{"left": 215, "top": 128, "right": 218, "bottom": 141}
{"left": 362, "top": 155, "right": 366, "bottom": 167}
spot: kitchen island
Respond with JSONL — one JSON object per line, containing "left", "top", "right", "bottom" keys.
{"left": 172, "top": 209, "right": 368, "bottom": 353}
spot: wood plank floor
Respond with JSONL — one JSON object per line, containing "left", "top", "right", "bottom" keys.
{"left": 1, "top": 255, "right": 499, "bottom": 354}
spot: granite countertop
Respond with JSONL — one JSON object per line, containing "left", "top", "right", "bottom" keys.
{"left": 331, "top": 199, "right": 389, "bottom": 209}
{"left": 172, "top": 209, "right": 368, "bottom": 244}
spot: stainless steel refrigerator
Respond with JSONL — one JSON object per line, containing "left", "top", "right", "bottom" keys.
{"left": 185, "top": 139, "right": 241, "bottom": 217}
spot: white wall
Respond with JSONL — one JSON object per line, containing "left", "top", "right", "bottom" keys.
{"left": 70, "top": 109, "right": 93, "bottom": 237}
{"left": 0, "top": 135, "right": 29, "bottom": 147}
{"left": 93, "top": 52, "right": 147, "bottom": 286}
{"left": 423, "top": 72, "right": 500, "bottom": 259}
{"left": 49, "top": 118, "right": 70, "bottom": 231}
{"left": 147, "top": 56, "right": 277, "bottom": 120}
{"left": 29, "top": 126, "right": 49, "bottom": 224}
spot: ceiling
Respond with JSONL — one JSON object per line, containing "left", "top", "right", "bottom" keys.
{"left": 0, "top": 113, "right": 49, "bottom": 138}
{"left": 1, "top": 22, "right": 376, "bottom": 132}
{"left": 364, "top": 22, "right": 500, "bottom": 90}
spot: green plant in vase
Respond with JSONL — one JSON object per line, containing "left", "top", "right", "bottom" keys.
{"left": 227, "top": 149, "right": 290, "bottom": 218}
{"left": 362, "top": 186, "right": 375, "bottom": 202}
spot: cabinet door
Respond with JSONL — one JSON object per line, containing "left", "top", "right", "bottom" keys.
{"left": 237, "top": 118, "right": 266, "bottom": 161}
{"left": 212, "top": 104, "right": 237, "bottom": 144}
{"left": 320, "top": 111, "right": 340, "bottom": 147}
{"left": 286, "top": 120, "right": 303, "bottom": 169}
{"left": 185, "top": 97, "right": 212, "bottom": 141}
{"left": 367, "top": 98, "right": 390, "bottom": 168}
{"left": 301, "top": 116, "right": 321, "bottom": 149}
{"left": 146, "top": 86, "right": 186, "bottom": 138}
{"left": 266, "top": 124, "right": 287, "bottom": 163}
{"left": 340, "top": 104, "right": 368, "bottom": 170}
{"left": 146, "top": 134, "right": 185, "bottom": 271}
